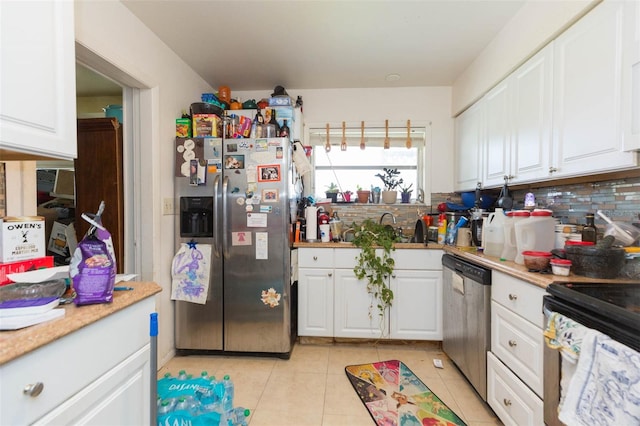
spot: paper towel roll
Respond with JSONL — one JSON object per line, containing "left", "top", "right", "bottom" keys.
{"left": 305, "top": 206, "right": 318, "bottom": 241}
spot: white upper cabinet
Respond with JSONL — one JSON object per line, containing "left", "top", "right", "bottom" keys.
{"left": 454, "top": 100, "right": 483, "bottom": 192}
{"left": 483, "top": 45, "right": 554, "bottom": 188}
{"left": 551, "top": 0, "right": 637, "bottom": 176}
{"left": 0, "top": 1, "right": 77, "bottom": 160}
{"left": 622, "top": 0, "right": 640, "bottom": 151}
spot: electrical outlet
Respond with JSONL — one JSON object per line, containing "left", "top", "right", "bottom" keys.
{"left": 163, "top": 198, "right": 174, "bottom": 215}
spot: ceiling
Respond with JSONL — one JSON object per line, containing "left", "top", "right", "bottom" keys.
{"left": 89, "top": 0, "right": 527, "bottom": 93}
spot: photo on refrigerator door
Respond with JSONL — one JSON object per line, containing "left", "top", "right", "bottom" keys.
{"left": 258, "top": 164, "right": 281, "bottom": 182}
{"left": 224, "top": 155, "right": 244, "bottom": 169}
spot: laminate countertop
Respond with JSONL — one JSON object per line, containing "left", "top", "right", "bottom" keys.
{"left": 293, "top": 242, "right": 445, "bottom": 249}
{"left": 443, "top": 246, "right": 637, "bottom": 289}
{"left": 0, "top": 281, "right": 161, "bottom": 365}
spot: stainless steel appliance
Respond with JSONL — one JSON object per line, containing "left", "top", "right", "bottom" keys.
{"left": 174, "top": 134, "right": 299, "bottom": 358}
{"left": 543, "top": 282, "right": 640, "bottom": 425}
{"left": 442, "top": 253, "right": 492, "bottom": 401}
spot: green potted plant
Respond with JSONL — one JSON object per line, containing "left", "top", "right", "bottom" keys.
{"left": 376, "top": 168, "right": 403, "bottom": 204}
{"left": 356, "top": 184, "right": 370, "bottom": 204}
{"left": 325, "top": 182, "right": 339, "bottom": 203}
{"left": 351, "top": 219, "right": 399, "bottom": 334}
{"left": 400, "top": 183, "right": 413, "bottom": 203}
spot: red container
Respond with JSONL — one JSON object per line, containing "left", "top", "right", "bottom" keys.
{"left": 0, "top": 256, "right": 54, "bottom": 285}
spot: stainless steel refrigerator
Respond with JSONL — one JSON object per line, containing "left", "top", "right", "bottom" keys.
{"left": 174, "top": 135, "right": 298, "bottom": 358}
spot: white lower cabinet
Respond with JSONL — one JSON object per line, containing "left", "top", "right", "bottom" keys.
{"left": 487, "top": 352, "right": 544, "bottom": 426}
{"left": 488, "top": 271, "right": 545, "bottom": 426}
{"left": 298, "top": 248, "right": 443, "bottom": 340}
{"left": 0, "top": 297, "right": 153, "bottom": 425}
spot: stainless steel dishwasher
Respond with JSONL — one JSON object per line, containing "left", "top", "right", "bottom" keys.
{"left": 442, "top": 253, "right": 492, "bottom": 401}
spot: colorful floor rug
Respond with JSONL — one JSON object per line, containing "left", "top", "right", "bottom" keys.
{"left": 345, "top": 359, "right": 466, "bottom": 426}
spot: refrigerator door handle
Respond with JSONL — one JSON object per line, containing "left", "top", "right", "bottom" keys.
{"left": 222, "top": 175, "right": 230, "bottom": 259}
{"left": 213, "top": 174, "right": 221, "bottom": 257}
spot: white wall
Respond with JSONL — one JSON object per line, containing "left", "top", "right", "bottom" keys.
{"left": 452, "top": 0, "right": 599, "bottom": 115}
{"left": 235, "top": 86, "right": 454, "bottom": 194}
{"left": 75, "top": 0, "right": 213, "bottom": 366}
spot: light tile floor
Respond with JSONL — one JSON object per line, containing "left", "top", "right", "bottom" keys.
{"left": 158, "top": 342, "right": 502, "bottom": 426}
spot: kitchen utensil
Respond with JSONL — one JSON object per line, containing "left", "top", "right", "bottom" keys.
{"left": 325, "top": 123, "right": 331, "bottom": 152}
{"left": 384, "top": 119, "right": 390, "bottom": 149}
{"left": 496, "top": 178, "right": 513, "bottom": 209}
{"left": 360, "top": 121, "right": 365, "bottom": 150}
{"left": 597, "top": 210, "right": 639, "bottom": 246}
{"left": 565, "top": 245, "right": 625, "bottom": 278}
{"left": 406, "top": 119, "right": 412, "bottom": 149}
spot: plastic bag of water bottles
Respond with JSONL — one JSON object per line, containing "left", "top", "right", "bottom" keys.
{"left": 157, "top": 370, "right": 250, "bottom": 426}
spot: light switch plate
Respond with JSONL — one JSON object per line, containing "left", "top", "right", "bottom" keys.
{"left": 163, "top": 198, "right": 174, "bottom": 215}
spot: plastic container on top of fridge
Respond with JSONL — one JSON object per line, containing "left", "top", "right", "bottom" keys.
{"left": 514, "top": 209, "right": 556, "bottom": 265}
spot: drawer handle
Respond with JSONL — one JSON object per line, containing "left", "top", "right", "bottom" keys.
{"left": 23, "top": 382, "right": 44, "bottom": 397}
{"left": 313, "top": 256, "right": 318, "bottom": 261}
{"left": 508, "top": 294, "right": 518, "bottom": 301}
{"left": 508, "top": 340, "right": 517, "bottom": 347}
{"left": 503, "top": 398, "right": 512, "bottom": 406}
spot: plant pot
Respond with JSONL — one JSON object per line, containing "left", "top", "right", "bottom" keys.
{"left": 372, "top": 191, "right": 381, "bottom": 204}
{"left": 326, "top": 192, "right": 338, "bottom": 203}
{"left": 342, "top": 192, "right": 352, "bottom": 202}
{"left": 401, "top": 192, "right": 411, "bottom": 203}
{"left": 356, "top": 190, "right": 370, "bottom": 203}
{"left": 382, "top": 190, "right": 397, "bottom": 204}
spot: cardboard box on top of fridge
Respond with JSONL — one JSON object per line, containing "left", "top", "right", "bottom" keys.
{"left": 0, "top": 216, "right": 46, "bottom": 263}
{"left": 0, "top": 256, "right": 54, "bottom": 286}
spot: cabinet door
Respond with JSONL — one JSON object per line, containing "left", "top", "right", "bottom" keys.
{"left": 510, "top": 45, "right": 553, "bottom": 184}
{"left": 622, "top": 0, "right": 640, "bottom": 151}
{"left": 298, "top": 268, "right": 334, "bottom": 337}
{"left": 334, "top": 269, "right": 388, "bottom": 338}
{"left": 0, "top": 1, "right": 77, "bottom": 160}
{"left": 483, "top": 80, "right": 512, "bottom": 187}
{"left": 33, "top": 346, "right": 150, "bottom": 425}
{"left": 389, "top": 270, "right": 443, "bottom": 340}
{"left": 454, "top": 101, "right": 483, "bottom": 191}
{"left": 552, "top": 1, "right": 637, "bottom": 176}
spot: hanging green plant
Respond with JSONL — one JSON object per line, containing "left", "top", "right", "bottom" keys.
{"left": 351, "top": 219, "right": 399, "bottom": 332}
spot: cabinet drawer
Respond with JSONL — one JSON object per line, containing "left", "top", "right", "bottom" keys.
{"left": 0, "top": 299, "right": 152, "bottom": 425}
{"left": 491, "top": 302, "right": 544, "bottom": 398}
{"left": 392, "top": 249, "right": 443, "bottom": 270}
{"left": 298, "top": 248, "right": 334, "bottom": 268}
{"left": 487, "top": 351, "right": 544, "bottom": 426}
{"left": 333, "top": 248, "right": 360, "bottom": 269}
{"left": 492, "top": 271, "right": 545, "bottom": 328}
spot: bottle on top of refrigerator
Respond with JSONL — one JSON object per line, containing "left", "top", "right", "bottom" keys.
{"left": 437, "top": 213, "right": 447, "bottom": 244}
{"left": 483, "top": 208, "right": 506, "bottom": 257}
{"left": 514, "top": 209, "right": 556, "bottom": 264}
{"left": 501, "top": 210, "right": 530, "bottom": 261}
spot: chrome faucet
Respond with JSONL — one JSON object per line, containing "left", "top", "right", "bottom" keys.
{"left": 379, "top": 212, "right": 397, "bottom": 225}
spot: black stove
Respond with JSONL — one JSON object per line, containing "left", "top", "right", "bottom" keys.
{"left": 544, "top": 282, "right": 640, "bottom": 352}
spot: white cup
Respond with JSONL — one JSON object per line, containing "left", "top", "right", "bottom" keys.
{"left": 319, "top": 224, "right": 331, "bottom": 242}
{"left": 457, "top": 228, "right": 472, "bottom": 247}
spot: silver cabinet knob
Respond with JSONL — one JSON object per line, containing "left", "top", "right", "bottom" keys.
{"left": 508, "top": 294, "right": 517, "bottom": 301}
{"left": 23, "top": 382, "right": 44, "bottom": 397}
{"left": 549, "top": 167, "right": 558, "bottom": 173}
{"left": 508, "top": 340, "right": 517, "bottom": 347}
{"left": 503, "top": 398, "right": 512, "bottom": 406}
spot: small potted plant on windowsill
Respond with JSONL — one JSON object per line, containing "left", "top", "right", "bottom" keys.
{"left": 356, "top": 185, "right": 370, "bottom": 204}
{"left": 400, "top": 183, "right": 413, "bottom": 203}
{"left": 342, "top": 190, "right": 353, "bottom": 202}
{"left": 325, "top": 182, "right": 339, "bottom": 203}
{"left": 376, "top": 168, "right": 403, "bottom": 204}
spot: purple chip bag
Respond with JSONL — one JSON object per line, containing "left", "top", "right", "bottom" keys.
{"left": 70, "top": 202, "right": 117, "bottom": 306}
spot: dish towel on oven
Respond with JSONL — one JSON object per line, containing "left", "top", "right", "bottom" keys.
{"left": 559, "top": 329, "right": 640, "bottom": 426}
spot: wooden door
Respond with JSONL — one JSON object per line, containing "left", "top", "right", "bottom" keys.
{"left": 75, "top": 118, "right": 124, "bottom": 272}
